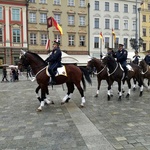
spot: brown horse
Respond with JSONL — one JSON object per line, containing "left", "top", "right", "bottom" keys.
{"left": 102, "top": 55, "right": 143, "bottom": 100}
{"left": 86, "top": 57, "right": 112, "bottom": 97}
{"left": 139, "top": 59, "right": 150, "bottom": 87}
{"left": 19, "top": 50, "right": 92, "bottom": 111}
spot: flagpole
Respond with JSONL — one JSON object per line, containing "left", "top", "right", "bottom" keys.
{"left": 100, "top": 39, "right": 102, "bottom": 59}
{"left": 47, "top": 16, "right": 50, "bottom": 51}
{"left": 112, "top": 34, "right": 113, "bottom": 49}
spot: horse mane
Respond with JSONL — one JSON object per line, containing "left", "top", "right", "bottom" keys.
{"left": 27, "top": 51, "right": 47, "bottom": 65}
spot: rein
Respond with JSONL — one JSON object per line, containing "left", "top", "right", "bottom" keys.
{"left": 31, "top": 66, "right": 47, "bottom": 81}
{"left": 94, "top": 65, "right": 106, "bottom": 75}
{"left": 141, "top": 65, "right": 149, "bottom": 74}
{"left": 107, "top": 61, "right": 118, "bottom": 76}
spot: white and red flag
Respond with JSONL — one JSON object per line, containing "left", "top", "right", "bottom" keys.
{"left": 45, "top": 39, "right": 50, "bottom": 50}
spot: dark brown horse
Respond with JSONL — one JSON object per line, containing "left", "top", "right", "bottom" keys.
{"left": 19, "top": 50, "right": 92, "bottom": 111}
{"left": 139, "top": 59, "right": 150, "bottom": 87}
{"left": 102, "top": 55, "right": 143, "bottom": 100}
{"left": 86, "top": 57, "right": 112, "bottom": 97}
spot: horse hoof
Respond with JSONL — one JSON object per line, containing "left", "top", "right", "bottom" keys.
{"left": 107, "top": 95, "right": 110, "bottom": 101}
{"left": 118, "top": 97, "right": 121, "bottom": 101}
{"left": 65, "top": 98, "right": 70, "bottom": 103}
{"left": 126, "top": 94, "right": 129, "bottom": 98}
{"left": 94, "top": 94, "right": 98, "bottom": 98}
{"left": 79, "top": 105, "right": 84, "bottom": 108}
{"left": 139, "top": 92, "right": 143, "bottom": 97}
{"left": 36, "top": 108, "right": 42, "bottom": 112}
{"left": 122, "top": 90, "right": 125, "bottom": 93}
{"left": 133, "top": 88, "right": 136, "bottom": 91}
{"left": 111, "top": 94, "right": 113, "bottom": 97}
{"left": 51, "top": 101, "right": 54, "bottom": 104}
{"left": 61, "top": 102, "right": 65, "bottom": 105}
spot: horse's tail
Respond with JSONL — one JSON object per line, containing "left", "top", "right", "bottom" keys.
{"left": 79, "top": 67, "right": 92, "bottom": 85}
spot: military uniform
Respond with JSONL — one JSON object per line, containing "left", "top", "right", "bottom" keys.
{"left": 144, "top": 52, "right": 150, "bottom": 65}
{"left": 45, "top": 40, "right": 62, "bottom": 84}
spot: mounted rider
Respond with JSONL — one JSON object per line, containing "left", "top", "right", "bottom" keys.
{"left": 45, "top": 39, "right": 62, "bottom": 85}
{"left": 144, "top": 50, "right": 150, "bottom": 66}
{"left": 114, "top": 44, "right": 128, "bottom": 79}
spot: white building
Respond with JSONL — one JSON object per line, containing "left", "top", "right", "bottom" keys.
{"left": 89, "top": 0, "right": 142, "bottom": 58}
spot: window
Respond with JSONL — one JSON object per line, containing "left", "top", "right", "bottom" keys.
{"left": 40, "top": 13, "right": 47, "bottom": 23}
{"left": 79, "top": 16, "right": 85, "bottom": 26}
{"left": 133, "top": 5, "right": 136, "bottom": 14}
{"left": 123, "top": 38, "right": 128, "bottom": 49}
{"left": 29, "top": 0, "right": 35, "bottom": 3}
{"left": 29, "top": 12, "right": 36, "bottom": 23}
{"left": 68, "top": 0, "right": 74, "bottom": 6}
{"left": 114, "top": 38, "right": 119, "bottom": 49}
{"left": 105, "top": 37, "right": 109, "bottom": 48}
{"left": 80, "top": 0, "right": 85, "bottom": 7}
{"left": 143, "top": 28, "right": 146, "bottom": 36}
{"left": 133, "top": 21, "right": 136, "bottom": 30}
{"left": 94, "top": 18, "right": 99, "bottom": 28}
{"left": 94, "top": 37, "right": 99, "bottom": 48}
{"left": 105, "top": 19, "right": 110, "bottom": 29}
{"left": 12, "top": 8, "right": 20, "bottom": 21}
{"left": 54, "top": 34, "right": 61, "bottom": 43}
{"left": 114, "top": 3, "right": 119, "bottom": 12}
{"left": 68, "top": 35, "right": 74, "bottom": 46}
{"left": 54, "top": 14, "right": 60, "bottom": 24}
{"left": 30, "top": 33, "right": 37, "bottom": 45}
{"left": 79, "top": 35, "right": 85, "bottom": 46}
{"left": 68, "top": 15, "right": 74, "bottom": 25}
{"left": 148, "top": 4, "right": 150, "bottom": 10}
{"left": 143, "top": 43, "right": 146, "bottom": 51}
{"left": 124, "top": 20, "right": 128, "bottom": 30}
{"left": 124, "top": 4, "right": 128, "bottom": 13}
{"left": 13, "top": 29, "right": 20, "bottom": 43}
{"left": 143, "top": 15, "right": 146, "bottom": 22}
{"left": 41, "top": 34, "right": 47, "bottom": 45}
{"left": 0, "top": 28, "right": 3, "bottom": 42}
{"left": 105, "top": 2, "right": 109, "bottom": 11}
{"left": 0, "top": 7, "right": 2, "bottom": 20}
{"left": 95, "top": 1, "right": 99, "bottom": 10}
{"left": 114, "top": 19, "right": 119, "bottom": 29}
{"left": 40, "top": 0, "right": 46, "bottom": 4}
{"left": 54, "top": 0, "right": 60, "bottom": 5}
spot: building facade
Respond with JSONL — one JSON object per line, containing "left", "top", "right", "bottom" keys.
{"left": 28, "top": 0, "right": 89, "bottom": 56}
{"left": 89, "top": 0, "right": 142, "bottom": 58}
{"left": 0, "top": 0, "right": 28, "bottom": 65}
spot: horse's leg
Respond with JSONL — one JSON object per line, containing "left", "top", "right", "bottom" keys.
{"left": 138, "top": 78, "right": 143, "bottom": 97}
{"left": 35, "top": 85, "right": 41, "bottom": 103}
{"left": 61, "top": 82, "right": 74, "bottom": 104}
{"left": 44, "top": 86, "right": 54, "bottom": 105}
{"left": 126, "top": 79, "right": 131, "bottom": 99}
{"left": 118, "top": 81, "right": 122, "bottom": 101}
{"left": 107, "top": 80, "right": 113, "bottom": 101}
{"left": 133, "top": 78, "right": 136, "bottom": 91}
{"left": 95, "top": 77, "right": 101, "bottom": 97}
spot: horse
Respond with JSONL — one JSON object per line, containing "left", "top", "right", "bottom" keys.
{"left": 102, "top": 55, "right": 143, "bottom": 101}
{"left": 86, "top": 57, "right": 112, "bottom": 97}
{"left": 19, "top": 50, "right": 92, "bottom": 111}
{"left": 139, "top": 59, "right": 150, "bottom": 88}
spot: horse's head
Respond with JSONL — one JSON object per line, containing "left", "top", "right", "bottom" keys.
{"left": 87, "top": 57, "right": 95, "bottom": 73}
{"left": 139, "top": 59, "right": 147, "bottom": 69}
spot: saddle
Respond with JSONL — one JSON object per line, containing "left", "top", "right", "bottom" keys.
{"left": 46, "top": 65, "right": 67, "bottom": 77}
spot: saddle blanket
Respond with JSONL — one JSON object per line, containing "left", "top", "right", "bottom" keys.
{"left": 46, "top": 65, "right": 67, "bottom": 77}
{"left": 119, "top": 63, "right": 134, "bottom": 72}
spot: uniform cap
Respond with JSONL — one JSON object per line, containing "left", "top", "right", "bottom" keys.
{"left": 119, "top": 44, "right": 124, "bottom": 47}
{"left": 53, "top": 39, "right": 60, "bottom": 45}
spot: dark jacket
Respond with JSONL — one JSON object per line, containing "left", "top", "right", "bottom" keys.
{"left": 133, "top": 55, "right": 140, "bottom": 64}
{"left": 45, "top": 47, "right": 62, "bottom": 65}
{"left": 144, "top": 54, "right": 150, "bottom": 65}
{"left": 114, "top": 49, "right": 128, "bottom": 67}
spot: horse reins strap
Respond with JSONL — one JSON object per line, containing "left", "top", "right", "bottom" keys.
{"left": 141, "top": 65, "right": 149, "bottom": 74}
{"left": 94, "top": 65, "right": 106, "bottom": 75}
{"left": 107, "top": 62, "right": 118, "bottom": 76}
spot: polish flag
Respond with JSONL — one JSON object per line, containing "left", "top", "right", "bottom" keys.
{"left": 45, "top": 39, "right": 50, "bottom": 50}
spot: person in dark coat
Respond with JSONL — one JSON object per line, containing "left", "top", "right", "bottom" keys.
{"left": 114, "top": 44, "right": 128, "bottom": 79}
{"left": 132, "top": 51, "right": 140, "bottom": 65}
{"left": 1, "top": 67, "right": 9, "bottom": 82}
{"left": 144, "top": 50, "right": 150, "bottom": 66}
{"left": 45, "top": 40, "right": 62, "bottom": 85}
{"left": 107, "top": 47, "right": 115, "bottom": 57}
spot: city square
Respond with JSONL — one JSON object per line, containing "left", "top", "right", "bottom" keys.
{"left": 0, "top": 74, "right": 150, "bottom": 150}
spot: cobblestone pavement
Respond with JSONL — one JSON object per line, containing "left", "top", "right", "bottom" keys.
{"left": 0, "top": 74, "right": 150, "bottom": 150}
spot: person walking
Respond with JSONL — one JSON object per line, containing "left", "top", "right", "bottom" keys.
{"left": 114, "top": 44, "right": 128, "bottom": 79}
{"left": 144, "top": 50, "right": 150, "bottom": 65}
{"left": 45, "top": 40, "right": 62, "bottom": 85}
{"left": 1, "top": 67, "right": 9, "bottom": 82}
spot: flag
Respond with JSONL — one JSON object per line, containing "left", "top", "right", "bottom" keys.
{"left": 100, "top": 32, "right": 104, "bottom": 42}
{"left": 47, "top": 17, "right": 63, "bottom": 35}
{"left": 45, "top": 39, "right": 50, "bottom": 50}
{"left": 112, "top": 28, "right": 116, "bottom": 42}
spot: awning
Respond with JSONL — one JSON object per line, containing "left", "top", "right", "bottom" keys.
{"left": 39, "top": 52, "right": 78, "bottom": 64}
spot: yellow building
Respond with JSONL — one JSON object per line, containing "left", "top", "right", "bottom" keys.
{"left": 140, "top": 0, "right": 150, "bottom": 51}
{"left": 28, "top": 0, "right": 89, "bottom": 55}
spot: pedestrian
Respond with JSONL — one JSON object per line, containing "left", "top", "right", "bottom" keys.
{"left": 144, "top": 50, "right": 150, "bottom": 65}
{"left": 114, "top": 44, "right": 128, "bottom": 79}
{"left": 132, "top": 51, "right": 140, "bottom": 65}
{"left": 1, "top": 67, "right": 9, "bottom": 82}
{"left": 45, "top": 39, "right": 62, "bottom": 85}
